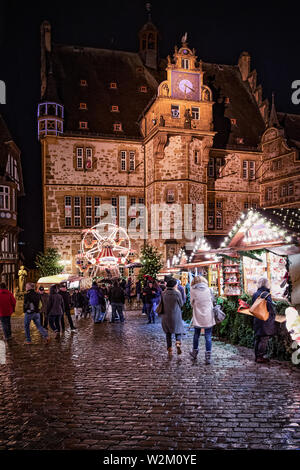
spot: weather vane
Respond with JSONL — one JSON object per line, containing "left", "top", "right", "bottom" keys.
{"left": 181, "top": 32, "right": 188, "bottom": 45}
{"left": 146, "top": 3, "right": 152, "bottom": 21}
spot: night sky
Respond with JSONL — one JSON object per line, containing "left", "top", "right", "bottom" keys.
{"left": 1, "top": 0, "right": 300, "bottom": 267}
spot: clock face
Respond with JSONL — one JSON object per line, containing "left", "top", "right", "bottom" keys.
{"left": 179, "top": 79, "right": 193, "bottom": 94}
{"left": 171, "top": 71, "right": 200, "bottom": 100}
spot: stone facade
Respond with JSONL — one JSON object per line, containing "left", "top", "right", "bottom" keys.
{"left": 39, "top": 21, "right": 300, "bottom": 273}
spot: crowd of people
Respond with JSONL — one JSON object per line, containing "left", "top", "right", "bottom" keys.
{"left": 0, "top": 274, "right": 278, "bottom": 365}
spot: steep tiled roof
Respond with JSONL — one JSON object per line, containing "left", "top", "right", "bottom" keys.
{"left": 203, "top": 63, "right": 266, "bottom": 150}
{"left": 277, "top": 112, "right": 300, "bottom": 150}
{"left": 50, "top": 45, "right": 267, "bottom": 147}
{"left": 52, "top": 44, "right": 163, "bottom": 139}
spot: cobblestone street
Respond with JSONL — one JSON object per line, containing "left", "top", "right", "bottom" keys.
{"left": 0, "top": 310, "right": 299, "bottom": 451}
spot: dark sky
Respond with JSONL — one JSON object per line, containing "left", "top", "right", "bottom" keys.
{"left": 1, "top": 0, "right": 300, "bottom": 267}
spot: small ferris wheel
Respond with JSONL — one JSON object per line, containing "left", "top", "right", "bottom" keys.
{"left": 77, "top": 222, "right": 131, "bottom": 276}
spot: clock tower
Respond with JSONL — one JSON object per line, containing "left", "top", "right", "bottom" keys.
{"left": 140, "top": 35, "right": 215, "bottom": 260}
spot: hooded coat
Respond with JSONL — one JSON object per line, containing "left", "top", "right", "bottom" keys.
{"left": 160, "top": 287, "right": 184, "bottom": 334}
{"left": 190, "top": 282, "right": 216, "bottom": 328}
{"left": 252, "top": 286, "right": 276, "bottom": 336}
{"left": 0, "top": 288, "right": 16, "bottom": 317}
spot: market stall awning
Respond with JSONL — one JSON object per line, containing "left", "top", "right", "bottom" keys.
{"left": 37, "top": 274, "right": 71, "bottom": 284}
{"left": 267, "top": 245, "right": 300, "bottom": 256}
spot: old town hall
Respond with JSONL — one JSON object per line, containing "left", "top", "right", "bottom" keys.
{"left": 38, "top": 13, "right": 300, "bottom": 273}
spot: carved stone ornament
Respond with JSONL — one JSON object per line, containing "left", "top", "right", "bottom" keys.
{"left": 154, "top": 133, "right": 168, "bottom": 159}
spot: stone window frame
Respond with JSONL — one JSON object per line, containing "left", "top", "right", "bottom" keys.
{"left": 74, "top": 196, "right": 81, "bottom": 227}
{"left": 171, "top": 104, "right": 180, "bottom": 119}
{"left": 139, "top": 86, "right": 148, "bottom": 93}
{"left": 74, "top": 145, "right": 95, "bottom": 172}
{"left": 64, "top": 196, "right": 72, "bottom": 227}
{"left": 111, "top": 105, "right": 119, "bottom": 112}
{"left": 79, "top": 102, "right": 88, "bottom": 110}
{"left": 113, "top": 122, "right": 123, "bottom": 132}
{"left": 79, "top": 121, "right": 88, "bottom": 129}
{"left": 85, "top": 196, "right": 93, "bottom": 227}
{"left": 242, "top": 160, "right": 256, "bottom": 180}
{"left": 0, "top": 185, "right": 10, "bottom": 210}
{"left": 288, "top": 182, "right": 294, "bottom": 195}
{"left": 166, "top": 188, "right": 176, "bottom": 204}
{"left": 191, "top": 107, "right": 200, "bottom": 120}
{"left": 207, "top": 199, "right": 224, "bottom": 230}
{"left": 119, "top": 149, "right": 137, "bottom": 173}
{"left": 110, "top": 82, "right": 118, "bottom": 89}
{"left": 266, "top": 187, "right": 273, "bottom": 201}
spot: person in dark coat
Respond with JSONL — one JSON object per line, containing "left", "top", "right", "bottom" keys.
{"left": 0, "top": 282, "right": 16, "bottom": 341}
{"left": 59, "top": 283, "right": 76, "bottom": 331}
{"left": 23, "top": 283, "right": 49, "bottom": 344}
{"left": 252, "top": 277, "right": 276, "bottom": 363}
{"left": 38, "top": 286, "right": 49, "bottom": 328}
{"left": 71, "top": 288, "right": 85, "bottom": 320}
{"left": 142, "top": 281, "right": 158, "bottom": 324}
{"left": 47, "top": 284, "right": 65, "bottom": 338}
{"left": 87, "top": 281, "right": 106, "bottom": 323}
{"left": 159, "top": 278, "right": 184, "bottom": 356}
{"left": 109, "top": 280, "right": 125, "bottom": 323}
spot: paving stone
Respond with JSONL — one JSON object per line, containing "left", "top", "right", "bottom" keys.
{"left": 0, "top": 312, "right": 299, "bottom": 450}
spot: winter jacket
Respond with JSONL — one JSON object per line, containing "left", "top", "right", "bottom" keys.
{"left": 190, "top": 282, "right": 216, "bottom": 328}
{"left": 252, "top": 287, "right": 276, "bottom": 336}
{"left": 23, "top": 289, "right": 40, "bottom": 314}
{"left": 47, "top": 292, "right": 65, "bottom": 317}
{"left": 177, "top": 283, "right": 186, "bottom": 303}
{"left": 109, "top": 286, "right": 125, "bottom": 304}
{"left": 39, "top": 292, "right": 49, "bottom": 314}
{"left": 160, "top": 287, "right": 185, "bottom": 334}
{"left": 0, "top": 289, "right": 16, "bottom": 317}
{"left": 58, "top": 290, "right": 72, "bottom": 313}
{"left": 72, "top": 291, "right": 85, "bottom": 308}
{"left": 87, "top": 286, "right": 102, "bottom": 306}
{"left": 142, "top": 286, "right": 157, "bottom": 304}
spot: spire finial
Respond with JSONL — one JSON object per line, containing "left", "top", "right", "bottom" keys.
{"left": 269, "top": 91, "right": 280, "bottom": 128}
{"left": 146, "top": 3, "right": 152, "bottom": 22}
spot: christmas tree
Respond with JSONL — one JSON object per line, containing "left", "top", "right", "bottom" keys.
{"left": 138, "top": 244, "right": 163, "bottom": 281}
{"left": 35, "top": 248, "right": 64, "bottom": 277}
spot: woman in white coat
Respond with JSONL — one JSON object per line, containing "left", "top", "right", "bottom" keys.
{"left": 189, "top": 276, "right": 216, "bottom": 364}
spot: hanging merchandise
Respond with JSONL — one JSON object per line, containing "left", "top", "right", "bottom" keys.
{"left": 222, "top": 257, "right": 242, "bottom": 296}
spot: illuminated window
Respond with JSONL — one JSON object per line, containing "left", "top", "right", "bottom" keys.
{"left": 121, "top": 151, "right": 126, "bottom": 171}
{"left": 0, "top": 186, "right": 10, "bottom": 210}
{"left": 76, "top": 148, "right": 83, "bottom": 169}
{"left": 79, "top": 103, "right": 87, "bottom": 109}
{"left": 236, "top": 137, "right": 244, "bottom": 144}
{"left": 74, "top": 197, "right": 81, "bottom": 226}
{"left": 139, "top": 86, "right": 148, "bottom": 93}
{"left": 171, "top": 105, "right": 180, "bottom": 118}
{"left": 65, "top": 196, "right": 72, "bottom": 227}
{"left": 86, "top": 148, "right": 92, "bottom": 170}
{"left": 230, "top": 118, "right": 237, "bottom": 125}
{"left": 111, "top": 105, "right": 119, "bottom": 112}
{"left": 191, "top": 107, "right": 200, "bottom": 120}
{"left": 110, "top": 82, "right": 117, "bottom": 89}
{"left": 80, "top": 80, "right": 87, "bottom": 86}
{"left": 129, "top": 151, "right": 135, "bottom": 171}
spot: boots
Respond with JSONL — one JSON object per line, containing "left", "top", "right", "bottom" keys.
{"left": 176, "top": 341, "right": 182, "bottom": 355}
{"left": 205, "top": 351, "right": 212, "bottom": 364}
{"left": 189, "top": 349, "right": 198, "bottom": 360}
{"left": 167, "top": 347, "right": 173, "bottom": 357}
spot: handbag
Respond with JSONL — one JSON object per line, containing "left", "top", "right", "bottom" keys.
{"left": 213, "top": 304, "right": 226, "bottom": 324}
{"left": 249, "top": 292, "right": 270, "bottom": 321}
{"left": 156, "top": 300, "right": 164, "bottom": 314}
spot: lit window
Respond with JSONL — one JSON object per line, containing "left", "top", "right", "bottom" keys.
{"left": 74, "top": 196, "right": 81, "bottom": 227}
{"left": 80, "top": 80, "right": 87, "bottom": 86}
{"left": 110, "top": 82, "right": 117, "bottom": 89}
{"left": 76, "top": 148, "right": 83, "bottom": 169}
{"left": 236, "top": 137, "right": 244, "bottom": 144}
{"left": 191, "top": 107, "right": 200, "bottom": 120}
{"left": 79, "top": 121, "right": 88, "bottom": 129}
{"left": 65, "top": 196, "right": 72, "bottom": 227}
{"left": 86, "top": 148, "right": 92, "bottom": 170}
{"left": 139, "top": 86, "right": 148, "bottom": 93}
{"left": 129, "top": 152, "right": 135, "bottom": 171}
{"left": 171, "top": 105, "right": 180, "bottom": 118}
{"left": 111, "top": 105, "right": 119, "bottom": 112}
{"left": 94, "top": 197, "right": 101, "bottom": 225}
{"left": 114, "top": 123, "right": 122, "bottom": 132}
{"left": 79, "top": 103, "right": 87, "bottom": 109}
{"left": 121, "top": 151, "right": 127, "bottom": 171}
{"left": 230, "top": 118, "right": 237, "bottom": 125}
{"left": 181, "top": 59, "right": 189, "bottom": 69}
{"left": 225, "top": 97, "right": 230, "bottom": 104}
{"left": 0, "top": 186, "right": 10, "bottom": 210}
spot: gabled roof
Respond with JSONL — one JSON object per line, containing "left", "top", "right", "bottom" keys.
{"left": 203, "top": 63, "right": 266, "bottom": 150}
{"left": 51, "top": 44, "right": 163, "bottom": 139}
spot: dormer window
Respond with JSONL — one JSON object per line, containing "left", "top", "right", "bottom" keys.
{"left": 225, "top": 97, "right": 230, "bottom": 104}
{"left": 110, "top": 82, "right": 117, "bottom": 89}
{"left": 181, "top": 59, "right": 189, "bottom": 69}
{"left": 111, "top": 105, "right": 119, "bottom": 112}
{"left": 231, "top": 118, "right": 237, "bottom": 125}
{"left": 113, "top": 123, "right": 122, "bottom": 132}
{"left": 139, "top": 86, "right": 148, "bottom": 93}
{"left": 80, "top": 80, "right": 88, "bottom": 86}
{"left": 79, "top": 103, "right": 87, "bottom": 110}
{"left": 79, "top": 121, "right": 88, "bottom": 129}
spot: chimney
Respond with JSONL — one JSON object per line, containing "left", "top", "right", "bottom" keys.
{"left": 238, "top": 51, "right": 251, "bottom": 81}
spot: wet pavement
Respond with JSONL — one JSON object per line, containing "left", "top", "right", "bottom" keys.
{"left": 0, "top": 310, "right": 299, "bottom": 450}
